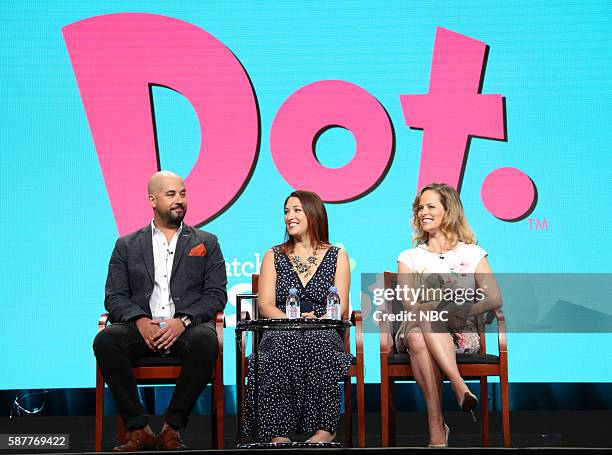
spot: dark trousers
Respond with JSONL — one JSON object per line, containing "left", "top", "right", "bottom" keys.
{"left": 93, "top": 322, "right": 218, "bottom": 430}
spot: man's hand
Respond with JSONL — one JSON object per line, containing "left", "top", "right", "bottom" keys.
{"left": 153, "top": 318, "right": 185, "bottom": 352}
{"left": 135, "top": 317, "right": 162, "bottom": 352}
{"left": 301, "top": 311, "right": 318, "bottom": 319}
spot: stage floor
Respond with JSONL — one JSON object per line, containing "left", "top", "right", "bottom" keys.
{"left": 0, "top": 411, "right": 610, "bottom": 453}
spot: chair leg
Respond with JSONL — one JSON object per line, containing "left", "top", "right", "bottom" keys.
{"left": 500, "top": 361, "right": 511, "bottom": 447}
{"left": 356, "top": 370, "right": 365, "bottom": 448}
{"left": 480, "top": 377, "right": 489, "bottom": 447}
{"left": 388, "top": 379, "right": 396, "bottom": 447}
{"left": 212, "top": 376, "right": 224, "bottom": 449}
{"left": 211, "top": 388, "right": 217, "bottom": 449}
{"left": 380, "top": 374, "right": 390, "bottom": 447}
{"left": 215, "top": 372, "right": 225, "bottom": 449}
{"left": 95, "top": 366, "right": 104, "bottom": 452}
{"left": 343, "top": 377, "right": 352, "bottom": 447}
{"left": 217, "top": 384, "right": 224, "bottom": 449}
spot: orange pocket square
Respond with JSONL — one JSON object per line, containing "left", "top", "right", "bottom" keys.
{"left": 188, "top": 243, "right": 206, "bottom": 257}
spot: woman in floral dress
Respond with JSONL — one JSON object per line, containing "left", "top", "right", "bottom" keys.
{"left": 395, "top": 183, "right": 502, "bottom": 447}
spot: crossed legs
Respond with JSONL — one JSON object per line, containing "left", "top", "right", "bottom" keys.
{"left": 405, "top": 328, "right": 471, "bottom": 446}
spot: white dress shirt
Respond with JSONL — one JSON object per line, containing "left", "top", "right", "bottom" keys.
{"left": 150, "top": 220, "right": 183, "bottom": 320}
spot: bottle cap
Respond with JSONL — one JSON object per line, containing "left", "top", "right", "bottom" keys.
{"left": 329, "top": 286, "right": 337, "bottom": 293}
{"left": 289, "top": 288, "right": 298, "bottom": 295}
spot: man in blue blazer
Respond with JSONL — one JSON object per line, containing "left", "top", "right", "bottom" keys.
{"left": 93, "top": 171, "right": 227, "bottom": 451}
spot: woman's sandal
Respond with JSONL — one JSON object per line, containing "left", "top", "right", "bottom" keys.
{"left": 428, "top": 423, "right": 450, "bottom": 448}
{"left": 305, "top": 431, "right": 336, "bottom": 443}
{"left": 459, "top": 390, "right": 478, "bottom": 422}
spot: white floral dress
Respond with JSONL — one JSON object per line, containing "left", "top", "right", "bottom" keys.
{"left": 395, "top": 242, "right": 487, "bottom": 354}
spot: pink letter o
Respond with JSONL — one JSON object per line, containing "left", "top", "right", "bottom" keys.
{"left": 270, "top": 81, "right": 394, "bottom": 201}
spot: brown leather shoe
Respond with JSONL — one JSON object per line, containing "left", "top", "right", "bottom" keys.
{"left": 156, "top": 426, "right": 187, "bottom": 451}
{"left": 112, "top": 428, "right": 155, "bottom": 452}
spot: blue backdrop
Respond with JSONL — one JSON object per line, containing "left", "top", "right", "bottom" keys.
{"left": 1, "top": 0, "right": 611, "bottom": 390}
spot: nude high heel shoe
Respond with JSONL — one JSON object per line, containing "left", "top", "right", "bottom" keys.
{"left": 428, "top": 423, "right": 450, "bottom": 448}
{"left": 459, "top": 390, "right": 478, "bottom": 422}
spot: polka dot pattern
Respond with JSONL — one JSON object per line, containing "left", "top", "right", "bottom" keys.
{"left": 243, "top": 245, "right": 353, "bottom": 441}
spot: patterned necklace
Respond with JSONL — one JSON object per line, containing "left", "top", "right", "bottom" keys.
{"left": 289, "top": 245, "right": 319, "bottom": 280}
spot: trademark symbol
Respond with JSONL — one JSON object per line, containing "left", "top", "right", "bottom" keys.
{"left": 528, "top": 218, "right": 548, "bottom": 231}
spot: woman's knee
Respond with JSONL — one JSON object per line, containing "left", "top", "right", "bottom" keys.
{"left": 405, "top": 331, "right": 428, "bottom": 355}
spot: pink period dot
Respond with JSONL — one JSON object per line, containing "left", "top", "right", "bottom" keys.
{"left": 481, "top": 167, "right": 536, "bottom": 221}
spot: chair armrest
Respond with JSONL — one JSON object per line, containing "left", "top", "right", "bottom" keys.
{"left": 351, "top": 310, "right": 365, "bottom": 383}
{"left": 378, "top": 309, "right": 394, "bottom": 357}
{"left": 379, "top": 324, "right": 393, "bottom": 356}
{"left": 492, "top": 308, "right": 507, "bottom": 354}
{"left": 351, "top": 310, "right": 364, "bottom": 358}
{"left": 214, "top": 311, "right": 224, "bottom": 351}
{"left": 98, "top": 313, "right": 109, "bottom": 332}
{"left": 379, "top": 272, "right": 396, "bottom": 358}
{"left": 213, "top": 311, "right": 224, "bottom": 382}
{"left": 343, "top": 313, "right": 352, "bottom": 352}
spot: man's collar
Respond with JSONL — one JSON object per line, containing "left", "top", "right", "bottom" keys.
{"left": 151, "top": 219, "right": 183, "bottom": 235}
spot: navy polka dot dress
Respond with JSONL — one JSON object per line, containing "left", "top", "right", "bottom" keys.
{"left": 243, "top": 245, "right": 354, "bottom": 441}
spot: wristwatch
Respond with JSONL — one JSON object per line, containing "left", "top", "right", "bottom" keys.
{"left": 179, "top": 315, "right": 192, "bottom": 328}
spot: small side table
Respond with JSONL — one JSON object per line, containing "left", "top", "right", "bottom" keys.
{"left": 235, "top": 317, "right": 352, "bottom": 448}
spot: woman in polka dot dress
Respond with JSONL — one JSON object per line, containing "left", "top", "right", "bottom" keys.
{"left": 243, "top": 190, "right": 353, "bottom": 443}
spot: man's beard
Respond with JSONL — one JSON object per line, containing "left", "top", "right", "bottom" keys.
{"left": 160, "top": 205, "right": 186, "bottom": 227}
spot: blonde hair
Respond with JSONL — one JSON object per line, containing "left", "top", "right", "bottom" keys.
{"left": 412, "top": 183, "right": 476, "bottom": 247}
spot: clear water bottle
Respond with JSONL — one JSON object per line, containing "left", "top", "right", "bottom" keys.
{"left": 156, "top": 318, "right": 171, "bottom": 355}
{"left": 285, "top": 288, "right": 300, "bottom": 319}
{"left": 326, "top": 286, "right": 341, "bottom": 320}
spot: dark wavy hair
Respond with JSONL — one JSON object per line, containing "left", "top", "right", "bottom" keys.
{"left": 282, "top": 190, "right": 330, "bottom": 253}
